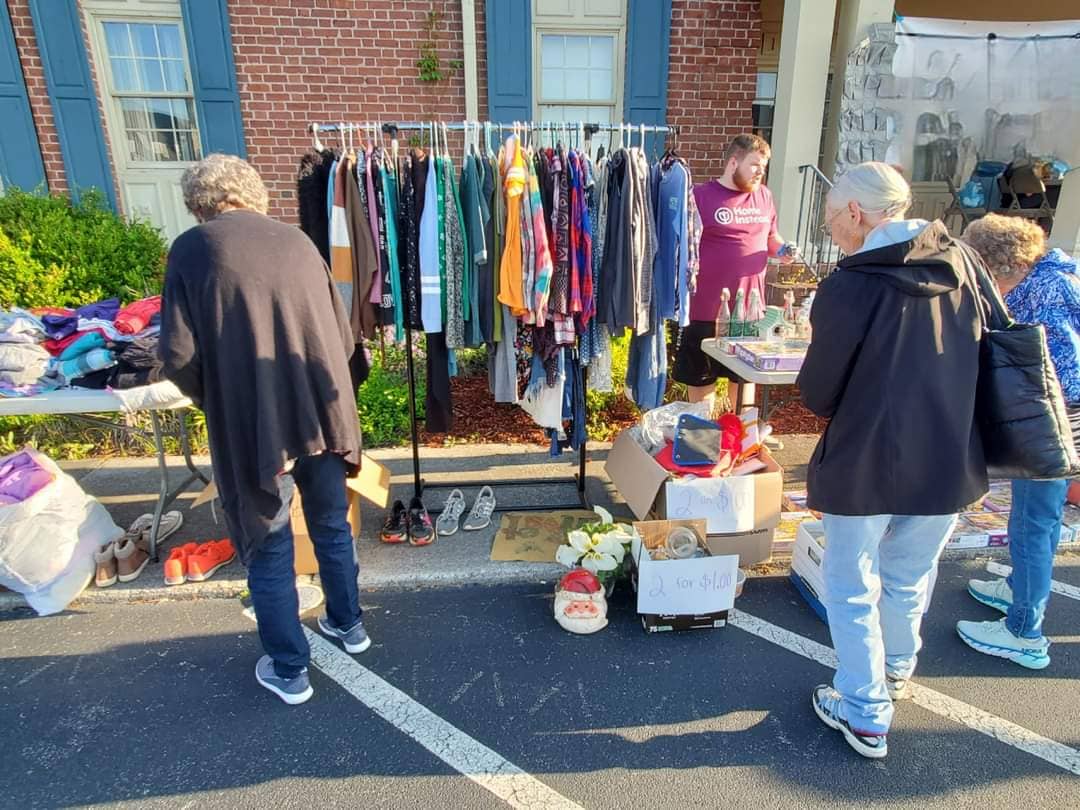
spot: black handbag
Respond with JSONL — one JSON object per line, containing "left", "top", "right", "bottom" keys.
{"left": 960, "top": 244, "right": 1080, "bottom": 479}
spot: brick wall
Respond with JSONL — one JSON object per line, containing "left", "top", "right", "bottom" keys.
{"left": 8, "top": 0, "right": 121, "bottom": 203}
{"left": 667, "top": 0, "right": 760, "bottom": 182}
{"left": 227, "top": 0, "right": 474, "bottom": 223}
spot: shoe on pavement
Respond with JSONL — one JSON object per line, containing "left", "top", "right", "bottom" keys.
{"left": 956, "top": 618, "right": 1050, "bottom": 670}
{"left": 885, "top": 674, "right": 910, "bottom": 701}
{"left": 115, "top": 536, "right": 150, "bottom": 583}
{"left": 317, "top": 616, "right": 372, "bottom": 654}
{"left": 186, "top": 539, "right": 236, "bottom": 582}
{"left": 380, "top": 500, "right": 408, "bottom": 544}
{"left": 255, "top": 655, "right": 313, "bottom": 705}
{"left": 811, "top": 685, "right": 888, "bottom": 759}
{"left": 94, "top": 543, "right": 117, "bottom": 588}
{"left": 163, "top": 542, "right": 199, "bottom": 585}
{"left": 967, "top": 577, "right": 1012, "bottom": 615}
{"left": 407, "top": 496, "right": 435, "bottom": 546}
{"left": 436, "top": 488, "right": 467, "bottom": 537}
{"left": 462, "top": 485, "right": 496, "bottom": 531}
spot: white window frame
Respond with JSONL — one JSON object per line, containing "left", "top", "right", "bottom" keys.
{"left": 84, "top": 5, "right": 201, "bottom": 172}
{"left": 532, "top": 27, "right": 624, "bottom": 128}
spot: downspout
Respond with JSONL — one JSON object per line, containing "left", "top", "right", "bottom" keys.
{"left": 462, "top": 0, "right": 479, "bottom": 119}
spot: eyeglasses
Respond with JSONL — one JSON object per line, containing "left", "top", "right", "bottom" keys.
{"left": 819, "top": 209, "right": 845, "bottom": 235}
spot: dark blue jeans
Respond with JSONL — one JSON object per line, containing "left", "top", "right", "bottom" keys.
{"left": 1006, "top": 478, "right": 1067, "bottom": 639}
{"left": 248, "top": 452, "right": 361, "bottom": 678}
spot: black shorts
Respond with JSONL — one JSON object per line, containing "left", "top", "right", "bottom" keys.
{"left": 671, "top": 320, "right": 736, "bottom": 387}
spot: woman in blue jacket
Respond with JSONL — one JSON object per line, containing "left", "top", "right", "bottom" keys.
{"left": 959, "top": 214, "right": 1080, "bottom": 670}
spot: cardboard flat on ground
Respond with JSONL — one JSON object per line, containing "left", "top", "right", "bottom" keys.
{"left": 490, "top": 510, "right": 598, "bottom": 562}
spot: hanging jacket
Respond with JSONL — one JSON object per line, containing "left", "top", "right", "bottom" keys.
{"left": 297, "top": 148, "right": 335, "bottom": 264}
{"left": 654, "top": 159, "right": 690, "bottom": 322}
{"left": 419, "top": 149, "right": 442, "bottom": 333}
{"left": 498, "top": 139, "right": 528, "bottom": 314}
{"left": 343, "top": 158, "right": 378, "bottom": 340}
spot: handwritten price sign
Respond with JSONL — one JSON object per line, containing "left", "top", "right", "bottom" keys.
{"left": 665, "top": 476, "right": 756, "bottom": 533}
{"left": 636, "top": 553, "right": 740, "bottom": 615}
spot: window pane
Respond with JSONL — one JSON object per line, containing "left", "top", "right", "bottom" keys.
{"left": 756, "top": 72, "right": 778, "bottom": 100}
{"left": 588, "top": 69, "right": 612, "bottom": 101}
{"left": 104, "top": 23, "right": 131, "bottom": 57}
{"left": 132, "top": 24, "right": 159, "bottom": 58}
{"left": 590, "top": 36, "right": 614, "bottom": 70}
{"left": 171, "top": 99, "right": 194, "bottom": 130}
{"left": 157, "top": 24, "right": 182, "bottom": 58}
{"left": 120, "top": 98, "right": 149, "bottom": 129}
{"left": 176, "top": 131, "right": 199, "bottom": 161}
{"left": 148, "top": 98, "right": 177, "bottom": 129}
{"left": 110, "top": 58, "right": 138, "bottom": 91}
{"left": 162, "top": 60, "right": 188, "bottom": 92}
{"left": 541, "top": 35, "right": 563, "bottom": 68}
{"left": 149, "top": 129, "right": 178, "bottom": 161}
{"left": 564, "top": 36, "right": 589, "bottom": 69}
{"left": 139, "top": 59, "right": 165, "bottom": 92}
{"left": 542, "top": 69, "right": 565, "bottom": 101}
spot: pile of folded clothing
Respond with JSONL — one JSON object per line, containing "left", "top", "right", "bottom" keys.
{"left": 0, "top": 295, "right": 164, "bottom": 396}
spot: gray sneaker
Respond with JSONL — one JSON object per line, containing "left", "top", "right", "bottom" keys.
{"left": 463, "top": 485, "right": 496, "bottom": 531}
{"left": 318, "top": 616, "right": 372, "bottom": 654}
{"left": 886, "top": 674, "right": 910, "bottom": 701}
{"left": 255, "top": 655, "right": 313, "bottom": 705}
{"left": 967, "top": 577, "right": 1012, "bottom": 614}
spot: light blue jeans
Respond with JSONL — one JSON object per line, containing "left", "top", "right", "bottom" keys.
{"left": 822, "top": 513, "right": 958, "bottom": 735}
{"left": 1006, "top": 478, "right": 1068, "bottom": 639}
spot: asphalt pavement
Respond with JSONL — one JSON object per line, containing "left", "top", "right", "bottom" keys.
{"left": 4, "top": 553, "right": 1080, "bottom": 808}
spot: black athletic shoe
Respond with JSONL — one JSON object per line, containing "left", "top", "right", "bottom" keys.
{"left": 380, "top": 500, "right": 408, "bottom": 544}
{"left": 407, "top": 496, "right": 435, "bottom": 546}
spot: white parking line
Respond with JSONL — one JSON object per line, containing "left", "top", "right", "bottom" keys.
{"left": 728, "top": 610, "right": 1080, "bottom": 776}
{"left": 305, "top": 629, "right": 583, "bottom": 810}
{"left": 986, "top": 561, "right": 1080, "bottom": 602}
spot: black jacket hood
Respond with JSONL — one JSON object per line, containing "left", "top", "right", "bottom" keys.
{"left": 837, "top": 220, "right": 965, "bottom": 298}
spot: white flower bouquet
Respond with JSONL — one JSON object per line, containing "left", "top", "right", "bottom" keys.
{"left": 554, "top": 506, "right": 638, "bottom": 586}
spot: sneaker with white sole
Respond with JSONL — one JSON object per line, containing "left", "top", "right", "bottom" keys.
{"left": 956, "top": 618, "right": 1050, "bottom": 670}
{"left": 885, "top": 674, "right": 910, "bottom": 701}
{"left": 317, "top": 616, "right": 372, "bottom": 654}
{"left": 436, "top": 489, "right": 467, "bottom": 537}
{"left": 462, "top": 485, "right": 496, "bottom": 531}
{"left": 255, "top": 655, "right": 313, "bottom": 705}
{"left": 967, "top": 577, "right": 1013, "bottom": 615}
{"left": 811, "top": 685, "right": 888, "bottom": 759}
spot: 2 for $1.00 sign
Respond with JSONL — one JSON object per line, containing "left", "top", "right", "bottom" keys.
{"left": 665, "top": 476, "right": 756, "bottom": 534}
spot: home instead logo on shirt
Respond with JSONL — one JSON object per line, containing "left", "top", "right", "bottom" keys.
{"left": 714, "top": 206, "right": 771, "bottom": 226}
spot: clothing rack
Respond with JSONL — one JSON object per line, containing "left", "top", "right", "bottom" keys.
{"left": 308, "top": 118, "right": 677, "bottom": 515}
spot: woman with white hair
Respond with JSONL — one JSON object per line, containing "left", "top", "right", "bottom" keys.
{"left": 161, "top": 154, "right": 369, "bottom": 705}
{"left": 796, "top": 162, "right": 987, "bottom": 759}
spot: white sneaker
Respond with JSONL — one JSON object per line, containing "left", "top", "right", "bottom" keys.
{"left": 956, "top": 618, "right": 1050, "bottom": 670}
{"left": 967, "top": 577, "right": 1013, "bottom": 614}
{"left": 885, "top": 674, "right": 910, "bottom": 701}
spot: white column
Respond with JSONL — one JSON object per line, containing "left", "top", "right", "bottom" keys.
{"left": 1049, "top": 171, "right": 1080, "bottom": 256}
{"left": 821, "top": 0, "right": 896, "bottom": 179}
{"left": 461, "top": 0, "right": 480, "bottom": 120}
{"left": 769, "top": 0, "right": 839, "bottom": 239}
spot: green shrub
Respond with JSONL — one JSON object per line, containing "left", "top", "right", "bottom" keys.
{"left": 0, "top": 187, "right": 167, "bottom": 308}
{"left": 357, "top": 347, "right": 425, "bottom": 448}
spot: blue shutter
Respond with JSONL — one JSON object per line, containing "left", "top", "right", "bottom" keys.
{"left": 0, "top": 3, "right": 45, "bottom": 192}
{"left": 486, "top": 0, "right": 531, "bottom": 125}
{"left": 624, "top": 0, "right": 673, "bottom": 156}
{"left": 27, "top": 0, "right": 116, "bottom": 208}
{"left": 180, "top": 0, "right": 246, "bottom": 157}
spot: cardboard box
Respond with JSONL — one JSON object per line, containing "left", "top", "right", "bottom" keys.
{"left": 606, "top": 430, "right": 783, "bottom": 566}
{"left": 192, "top": 455, "right": 391, "bottom": 575}
{"left": 629, "top": 519, "right": 738, "bottom": 633}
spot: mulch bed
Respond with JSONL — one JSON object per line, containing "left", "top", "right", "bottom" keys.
{"left": 417, "top": 377, "right": 824, "bottom": 447}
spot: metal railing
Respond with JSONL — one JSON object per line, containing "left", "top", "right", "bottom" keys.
{"left": 792, "top": 164, "right": 843, "bottom": 276}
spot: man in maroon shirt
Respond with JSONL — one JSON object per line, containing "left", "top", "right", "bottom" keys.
{"left": 673, "top": 134, "right": 793, "bottom": 412}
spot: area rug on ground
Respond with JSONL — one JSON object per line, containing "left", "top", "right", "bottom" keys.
{"left": 490, "top": 510, "right": 597, "bottom": 562}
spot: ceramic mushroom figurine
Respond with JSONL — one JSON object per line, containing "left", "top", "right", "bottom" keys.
{"left": 553, "top": 569, "right": 608, "bottom": 634}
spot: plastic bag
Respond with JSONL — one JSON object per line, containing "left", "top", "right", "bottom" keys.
{"left": 0, "top": 448, "right": 122, "bottom": 615}
{"left": 639, "top": 401, "right": 714, "bottom": 454}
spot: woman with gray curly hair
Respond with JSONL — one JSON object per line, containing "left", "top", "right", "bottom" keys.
{"left": 957, "top": 214, "right": 1080, "bottom": 671}
{"left": 162, "top": 153, "right": 370, "bottom": 705}
{"left": 180, "top": 152, "right": 269, "bottom": 221}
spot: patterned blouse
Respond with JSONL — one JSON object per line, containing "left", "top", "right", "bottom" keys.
{"left": 1004, "top": 249, "right": 1080, "bottom": 405}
